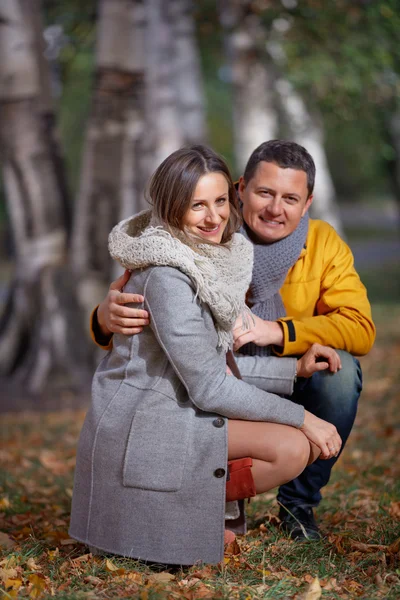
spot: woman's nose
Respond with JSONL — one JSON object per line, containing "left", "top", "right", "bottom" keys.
{"left": 204, "top": 206, "right": 219, "bottom": 222}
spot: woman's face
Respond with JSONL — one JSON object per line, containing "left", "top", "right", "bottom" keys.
{"left": 182, "top": 172, "right": 230, "bottom": 243}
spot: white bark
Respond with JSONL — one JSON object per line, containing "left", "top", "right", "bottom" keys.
{"left": 0, "top": 0, "right": 88, "bottom": 393}
{"left": 71, "top": 0, "right": 148, "bottom": 309}
{"left": 219, "top": 1, "right": 278, "bottom": 173}
{"left": 145, "top": 0, "right": 184, "bottom": 170}
{"left": 275, "top": 78, "right": 344, "bottom": 235}
{"left": 0, "top": 0, "right": 37, "bottom": 99}
{"left": 169, "top": 0, "right": 207, "bottom": 144}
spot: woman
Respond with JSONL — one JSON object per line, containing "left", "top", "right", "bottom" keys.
{"left": 69, "top": 145, "right": 341, "bottom": 565}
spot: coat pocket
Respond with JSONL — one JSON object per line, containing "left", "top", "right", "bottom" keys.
{"left": 122, "top": 408, "right": 190, "bottom": 492}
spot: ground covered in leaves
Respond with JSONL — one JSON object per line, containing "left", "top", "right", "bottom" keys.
{"left": 1, "top": 305, "right": 400, "bottom": 599}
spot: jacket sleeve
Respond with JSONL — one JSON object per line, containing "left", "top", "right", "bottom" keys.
{"left": 90, "top": 306, "right": 113, "bottom": 351}
{"left": 144, "top": 266, "right": 304, "bottom": 427}
{"left": 235, "top": 355, "right": 297, "bottom": 396}
{"left": 275, "top": 229, "right": 376, "bottom": 357}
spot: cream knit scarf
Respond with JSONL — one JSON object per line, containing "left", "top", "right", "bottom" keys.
{"left": 108, "top": 210, "right": 254, "bottom": 352}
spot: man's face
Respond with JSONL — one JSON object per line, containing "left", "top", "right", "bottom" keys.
{"left": 239, "top": 161, "right": 313, "bottom": 243}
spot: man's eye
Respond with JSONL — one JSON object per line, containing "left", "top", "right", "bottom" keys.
{"left": 260, "top": 190, "right": 272, "bottom": 196}
{"left": 286, "top": 197, "right": 298, "bottom": 203}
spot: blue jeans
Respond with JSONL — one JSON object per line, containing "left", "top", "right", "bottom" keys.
{"left": 277, "top": 350, "right": 362, "bottom": 509}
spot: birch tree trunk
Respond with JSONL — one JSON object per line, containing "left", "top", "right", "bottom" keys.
{"left": 0, "top": 0, "right": 88, "bottom": 393}
{"left": 275, "top": 78, "right": 344, "bottom": 235}
{"left": 219, "top": 0, "right": 278, "bottom": 173}
{"left": 71, "top": 0, "right": 147, "bottom": 314}
{"left": 169, "top": 0, "right": 207, "bottom": 144}
{"left": 144, "top": 0, "right": 184, "bottom": 172}
{"left": 21, "top": 0, "right": 71, "bottom": 231}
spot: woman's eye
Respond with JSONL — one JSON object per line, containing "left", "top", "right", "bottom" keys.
{"left": 192, "top": 203, "right": 203, "bottom": 210}
{"left": 216, "top": 197, "right": 227, "bottom": 204}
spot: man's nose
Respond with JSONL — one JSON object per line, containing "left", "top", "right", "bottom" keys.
{"left": 266, "top": 197, "right": 282, "bottom": 216}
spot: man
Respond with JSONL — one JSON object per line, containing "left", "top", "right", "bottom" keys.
{"left": 91, "top": 140, "right": 375, "bottom": 540}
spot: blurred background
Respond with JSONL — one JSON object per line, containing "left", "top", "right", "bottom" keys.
{"left": 0, "top": 0, "right": 399, "bottom": 404}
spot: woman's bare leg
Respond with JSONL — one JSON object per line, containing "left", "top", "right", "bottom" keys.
{"left": 228, "top": 420, "right": 312, "bottom": 494}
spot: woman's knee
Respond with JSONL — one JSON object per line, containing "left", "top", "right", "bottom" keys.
{"left": 277, "top": 429, "right": 310, "bottom": 480}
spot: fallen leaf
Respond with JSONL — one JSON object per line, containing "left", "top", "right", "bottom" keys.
{"left": 28, "top": 573, "right": 47, "bottom": 599}
{"left": 349, "top": 539, "right": 386, "bottom": 553}
{"left": 386, "top": 574, "right": 400, "bottom": 584}
{"left": 389, "top": 501, "right": 400, "bottom": 519}
{"left": 388, "top": 537, "right": 400, "bottom": 553}
{"left": 125, "top": 571, "right": 144, "bottom": 583}
{"left": 0, "top": 497, "right": 10, "bottom": 509}
{"left": 84, "top": 575, "right": 103, "bottom": 585}
{"left": 148, "top": 571, "right": 175, "bottom": 583}
{"left": 0, "top": 531, "right": 16, "bottom": 549}
{"left": 4, "top": 578, "right": 22, "bottom": 592}
{"left": 27, "top": 557, "right": 41, "bottom": 571}
{"left": 187, "top": 581, "right": 212, "bottom": 598}
{"left": 71, "top": 553, "right": 91, "bottom": 564}
{"left": 224, "top": 538, "right": 241, "bottom": 556}
{"left": 302, "top": 576, "right": 321, "bottom": 600}
{"left": 344, "top": 580, "right": 364, "bottom": 594}
{"left": 60, "top": 538, "right": 76, "bottom": 546}
{"left": 47, "top": 548, "right": 59, "bottom": 561}
{"left": 38, "top": 450, "right": 71, "bottom": 475}
{"left": 0, "top": 556, "right": 18, "bottom": 568}
{"left": 105, "top": 558, "right": 119, "bottom": 572}
{"left": 0, "top": 566, "right": 18, "bottom": 584}
{"left": 322, "top": 578, "right": 338, "bottom": 591}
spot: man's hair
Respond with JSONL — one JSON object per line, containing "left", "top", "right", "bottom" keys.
{"left": 243, "top": 140, "right": 316, "bottom": 197}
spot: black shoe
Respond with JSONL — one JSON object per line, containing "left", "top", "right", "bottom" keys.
{"left": 279, "top": 505, "right": 321, "bottom": 541}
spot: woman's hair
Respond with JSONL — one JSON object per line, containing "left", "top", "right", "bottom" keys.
{"left": 148, "top": 145, "right": 242, "bottom": 244}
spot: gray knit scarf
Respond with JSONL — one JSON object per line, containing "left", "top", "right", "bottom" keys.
{"left": 108, "top": 210, "right": 254, "bottom": 352}
{"left": 239, "top": 213, "right": 309, "bottom": 357}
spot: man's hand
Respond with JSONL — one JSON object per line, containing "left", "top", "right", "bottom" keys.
{"left": 297, "top": 344, "right": 341, "bottom": 378}
{"left": 97, "top": 269, "right": 150, "bottom": 337}
{"left": 233, "top": 313, "right": 284, "bottom": 351}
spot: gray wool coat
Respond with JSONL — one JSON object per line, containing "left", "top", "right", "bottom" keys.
{"left": 69, "top": 266, "right": 304, "bottom": 565}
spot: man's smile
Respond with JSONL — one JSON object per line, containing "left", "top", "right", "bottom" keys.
{"left": 259, "top": 216, "right": 284, "bottom": 226}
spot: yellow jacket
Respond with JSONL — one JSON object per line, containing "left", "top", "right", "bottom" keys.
{"left": 276, "top": 219, "right": 375, "bottom": 357}
{"left": 91, "top": 219, "right": 376, "bottom": 357}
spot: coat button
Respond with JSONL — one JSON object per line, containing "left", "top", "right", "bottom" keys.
{"left": 213, "top": 417, "right": 225, "bottom": 428}
{"left": 214, "top": 468, "right": 226, "bottom": 478}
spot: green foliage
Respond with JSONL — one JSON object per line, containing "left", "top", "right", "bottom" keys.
{"left": 260, "top": 0, "right": 400, "bottom": 197}
{"left": 43, "top": 0, "right": 96, "bottom": 194}
{"left": 262, "top": 0, "right": 400, "bottom": 115}
{"left": 195, "top": 2, "right": 236, "bottom": 173}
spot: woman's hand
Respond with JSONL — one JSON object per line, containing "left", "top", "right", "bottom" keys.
{"left": 233, "top": 313, "right": 284, "bottom": 351}
{"left": 297, "top": 344, "right": 342, "bottom": 378}
{"left": 97, "top": 269, "right": 150, "bottom": 336}
{"left": 300, "top": 410, "right": 342, "bottom": 460}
